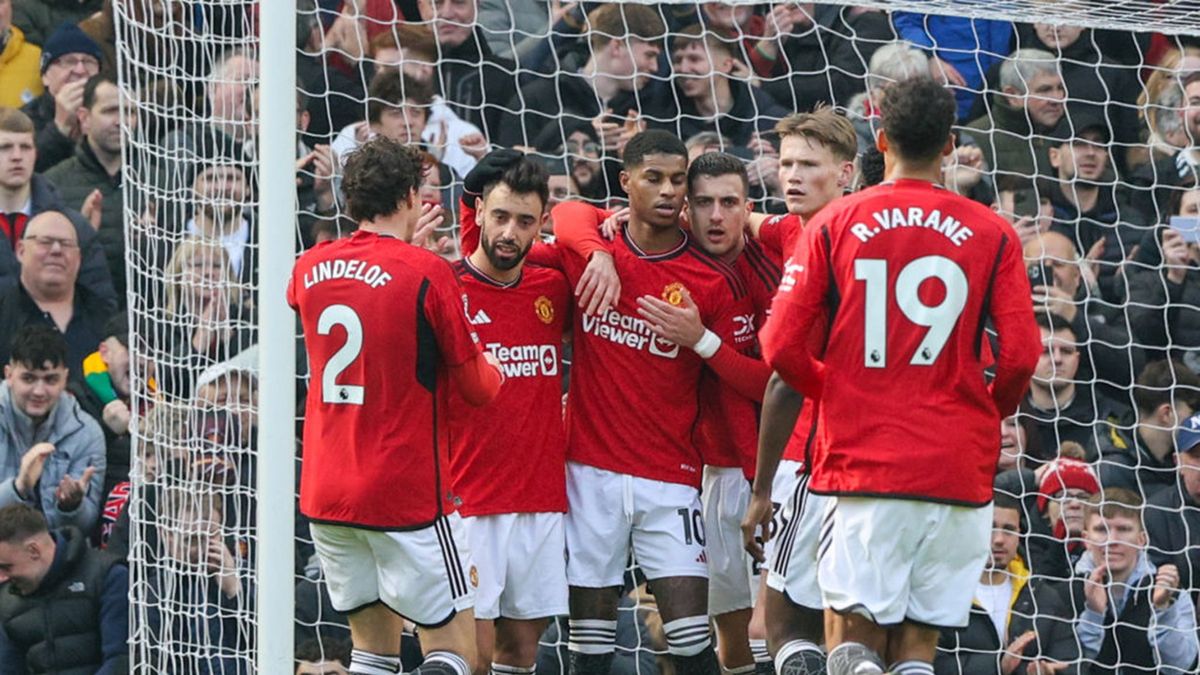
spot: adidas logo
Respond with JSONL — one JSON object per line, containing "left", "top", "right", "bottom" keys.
{"left": 696, "top": 551, "right": 707, "bottom": 564}
{"left": 469, "top": 309, "right": 492, "bottom": 325}
{"left": 68, "top": 582, "right": 85, "bottom": 593}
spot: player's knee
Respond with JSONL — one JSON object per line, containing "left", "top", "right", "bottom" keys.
{"left": 417, "top": 651, "right": 474, "bottom": 675}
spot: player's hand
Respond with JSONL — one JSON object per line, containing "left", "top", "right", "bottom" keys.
{"left": 999, "top": 630, "right": 1036, "bottom": 675}
{"left": 1032, "top": 285, "right": 1078, "bottom": 322}
{"left": 636, "top": 288, "right": 705, "bottom": 349}
{"left": 464, "top": 148, "right": 524, "bottom": 196}
{"left": 16, "top": 443, "right": 55, "bottom": 499}
{"left": 82, "top": 189, "right": 104, "bottom": 231}
{"left": 55, "top": 466, "right": 96, "bottom": 512}
{"left": 741, "top": 492, "right": 774, "bottom": 563}
{"left": 412, "top": 202, "right": 445, "bottom": 247}
{"left": 54, "top": 79, "right": 87, "bottom": 137}
{"left": 931, "top": 56, "right": 967, "bottom": 87}
{"left": 102, "top": 399, "right": 131, "bottom": 435}
{"left": 599, "top": 207, "right": 630, "bottom": 240}
{"left": 1152, "top": 563, "right": 1181, "bottom": 610}
{"left": 1084, "top": 562, "right": 1109, "bottom": 614}
{"left": 576, "top": 251, "right": 620, "bottom": 316}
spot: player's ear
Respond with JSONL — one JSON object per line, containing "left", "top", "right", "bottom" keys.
{"left": 874, "top": 129, "right": 888, "bottom": 154}
{"left": 837, "top": 161, "right": 854, "bottom": 190}
{"left": 475, "top": 195, "right": 484, "bottom": 214}
{"left": 941, "top": 133, "right": 956, "bottom": 158}
{"left": 619, "top": 170, "right": 631, "bottom": 194}
{"left": 1048, "top": 146, "right": 1062, "bottom": 169}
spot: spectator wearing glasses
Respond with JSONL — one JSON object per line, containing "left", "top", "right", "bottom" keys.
{"left": 0, "top": 107, "right": 115, "bottom": 309}
{"left": 18, "top": 23, "right": 101, "bottom": 172}
{"left": 0, "top": 210, "right": 112, "bottom": 377}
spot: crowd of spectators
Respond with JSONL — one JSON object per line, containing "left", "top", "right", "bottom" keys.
{"left": 3, "top": 0, "right": 1200, "bottom": 672}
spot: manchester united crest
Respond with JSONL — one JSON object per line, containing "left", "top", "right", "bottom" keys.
{"left": 535, "top": 295, "right": 554, "bottom": 324}
{"left": 662, "top": 282, "right": 686, "bottom": 306}
{"left": 470, "top": 565, "right": 480, "bottom": 587}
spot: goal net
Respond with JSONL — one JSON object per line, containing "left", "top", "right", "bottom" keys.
{"left": 107, "top": 0, "right": 1200, "bottom": 672}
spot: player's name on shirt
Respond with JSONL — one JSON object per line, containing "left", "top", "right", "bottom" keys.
{"left": 485, "top": 341, "right": 560, "bottom": 379}
{"left": 848, "top": 206, "right": 976, "bottom": 247}
{"left": 302, "top": 257, "right": 394, "bottom": 289}
{"left": 581, "top": 306, "right": 682, "bottom": 359}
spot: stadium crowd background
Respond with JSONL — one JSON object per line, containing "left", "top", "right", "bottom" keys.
{"left": 3, "top": 0, "right": 1200, "bottom": 672}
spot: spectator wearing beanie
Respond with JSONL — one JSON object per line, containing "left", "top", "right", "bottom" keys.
{"left": 19, "top": 22, "right": 101, "bottom": 172}
{"left": 1144, "top": 412, "right": 1200, "bottom": 599}
{"left": 1028, "top": 454, "right": 1101, "bottom": 580}
{"left": 0, "top": 0, "right": 44, "bottom": 108}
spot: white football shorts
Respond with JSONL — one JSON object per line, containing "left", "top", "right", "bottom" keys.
{"left": 762, "top": 459, "right": 803, "bottom": 567}
{"left": 817, "top": 496, "right": 992, "bottom": 628}
{"left": 309, "top": 512, "right": 475, "bottom": 627}
{"left": 463, "top": 511, "right": 569, "bottom": 621}
{"left": 766, "top": 473, "right": 828, "bottom": 610}
{"left": 565, "top": 462, "right": 708, "bottom": 587}
{"left": 702, "top": 465, "right": 755, "bottom": 615}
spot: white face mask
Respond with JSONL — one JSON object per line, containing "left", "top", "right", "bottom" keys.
{"left": 1170, "top": 216, "right": 1200, "bottom": 244}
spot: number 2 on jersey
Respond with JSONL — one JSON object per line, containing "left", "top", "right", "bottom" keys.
{"left": 854, "top": 256, "right": 968, "bottom": 368}
{"left": 318, "top": 304, "right": 365, "bottom": 404}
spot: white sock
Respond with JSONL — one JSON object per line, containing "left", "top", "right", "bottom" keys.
{"left": 350, "top": 649, "right": 400, "bottom": 675}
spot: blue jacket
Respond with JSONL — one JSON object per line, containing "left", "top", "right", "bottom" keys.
{"left": 892, "top": 9, "right": 1013, "bottom": 120}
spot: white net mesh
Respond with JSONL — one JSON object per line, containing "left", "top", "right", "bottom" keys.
{"left": 90, "top": 0, "right": 1200, "bottom": 672}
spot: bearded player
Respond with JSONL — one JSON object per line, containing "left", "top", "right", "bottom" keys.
{"left": 289, "top": 137, "right": 503, "bottom": 675}
{"left": 447, "top": 155, "right": 573, "bottom": 675}
{"left": 761, "top": 78, "right": 1040, "bottom": 675}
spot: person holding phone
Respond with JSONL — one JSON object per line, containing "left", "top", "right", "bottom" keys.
{"left": 1128, "top": 180, "right": 1200, "bottom": 360}
{"left": 1023, "top": 230, "right": 1143, "bottom": 392}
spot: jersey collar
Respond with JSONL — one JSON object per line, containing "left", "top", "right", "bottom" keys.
{"left": 621, "top": 224, "right": 690, "bottom": 261}
{"left": 461, "top": 255, "right": 522, "bottom": 288}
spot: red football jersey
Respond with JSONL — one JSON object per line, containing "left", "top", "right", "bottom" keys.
{"left": 696, "top": 235, "right": 781, "bottom": 476}
{"left": 761, "top": 179, "right": 1040, "bottom": 506}
{"left": 288, "top": 231, "right": 483, "bottom": 529}
{"left": 756, "top": 213, "right": 803, "bottom": 261}
{"left": 559, "top": 222, "right": 756, "bottom": 487}
{"left": 448, "top": 258, "right": 571, "bottom": 516}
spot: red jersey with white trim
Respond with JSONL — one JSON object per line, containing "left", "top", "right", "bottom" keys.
{"left": 288, "top": 231, "right": 483, "bottom": 529}
{"left": 448, "top": 259, "right": 571, "bottom": 516}
{"left": 696, "top": 235, "right": 781, "bottom": 475}
{"left": 562, "top": 224, "right": 755, "bottom": 487}
{"left": 761, "top": 179, "right": 1040, "bottom": 506}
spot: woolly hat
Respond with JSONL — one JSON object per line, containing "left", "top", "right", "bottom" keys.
{"left": 1036, "top": 458, "right": 1100, "bottom": 512}
{"left": 40, "top": 23, "right": 102, "bottom": 74}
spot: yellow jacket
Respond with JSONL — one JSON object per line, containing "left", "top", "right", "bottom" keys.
{"left": 0, "top": 26, "right": 44, "bottom": 107}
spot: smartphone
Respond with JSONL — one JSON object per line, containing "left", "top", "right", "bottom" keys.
{"left": 1012, "top": 188, "right": 1041, "bottom": 220}
{"left": 1169, "top": 216, "right": 1200, "bottom": 244}
{"left": 1028, "top": 262, "right": 1055, "bottom": 289}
